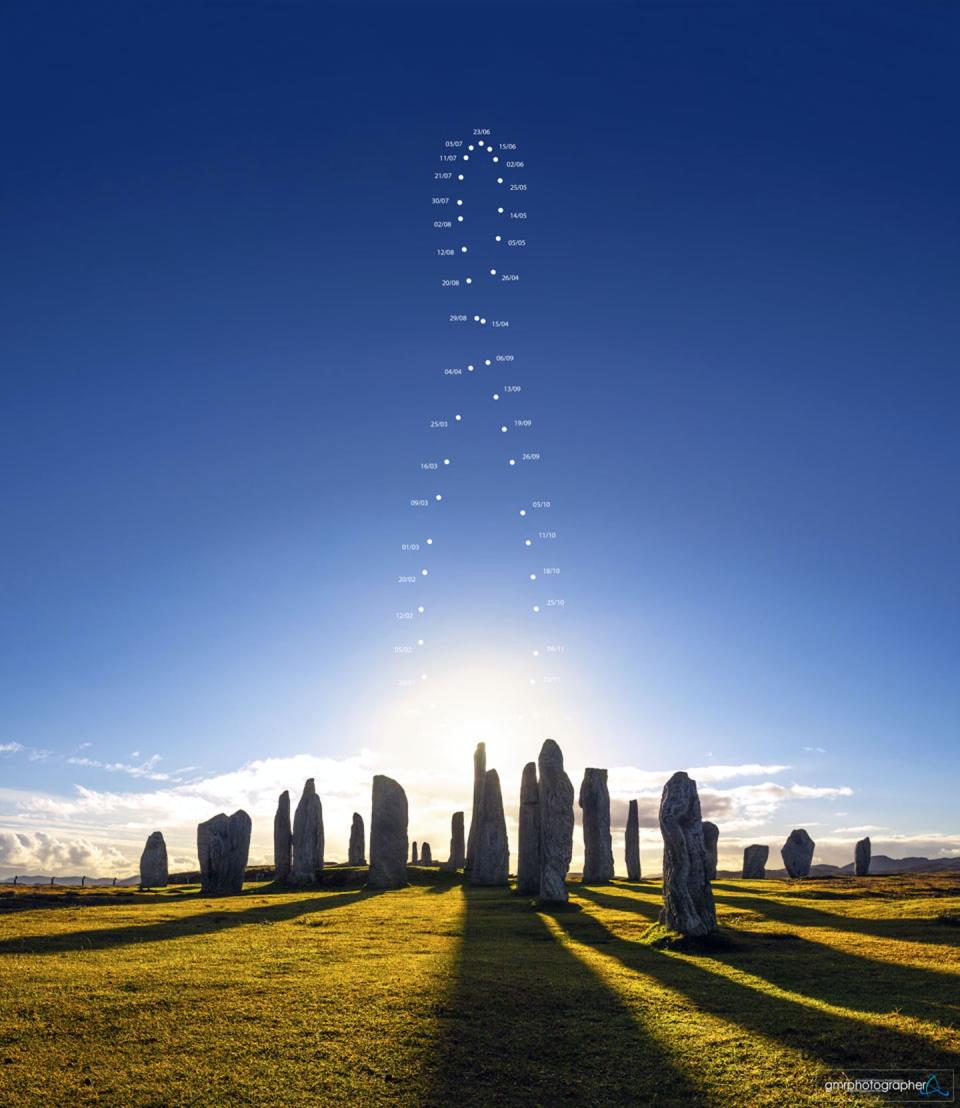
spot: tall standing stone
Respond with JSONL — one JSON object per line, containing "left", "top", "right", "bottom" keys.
{"left": 442, "top": 811, "right": 465, "bottom": 871}
{"left": 469, "top": 768, "right": 509, "bottom": 886}
{"left": 368, "top": 775, "right": 408, "bottom": 889}
{"left": 139, "top": 831, "right": 168, "bottom": 888}
{"left": 411, "top": 841, "right": 419, "bottom": 865}
{"left": 742, "top": 844, "right": 769, "bottom": 878}
{"left": 292, "top": 778, "right": 324, "bottom": 883}
{"left": 465, "top": 742, "right": 486, "bottom": 874}
{"left": 781, "top": 829, "right": 815, "bottom": 878}
{"left": 625, "top": 799, "right": 642, "bottom": 881}
{"left": 537, "top": 739, "right": 574, "bottom": 903}
{"left": 197, "top": 810, "right": 251, "bottom": 896}
{"left": 516, "top": 761, "right": 541, "bottom": 896}
{"left": 855, "top": 836, "right": 871, "bottom": 877}
{"left": 702, "top": 821, "right": 719, "bottom": 881}
{"left": 658, "top": 772, "right": 717, "bottom": 936}
{"left": 421, "top": 843, "right": 433, "bottom": 865}
{"left": 348, "top": 812, "right": 366, "bottom": 866}
{"left": 579, "top": 768, "right": 614, "bottom": 884}
{"left": 273, "top": 790, "right": 292, "bottom": 883}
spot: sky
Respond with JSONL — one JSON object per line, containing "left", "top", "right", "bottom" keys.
{"left": 1, "top": 1, "right": 958, "bottom": 877}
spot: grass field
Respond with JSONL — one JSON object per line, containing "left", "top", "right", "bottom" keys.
{"left": 1, "top": 871, "right": 958, "bottom": 1105}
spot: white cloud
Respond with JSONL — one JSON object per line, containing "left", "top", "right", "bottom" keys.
{"left": 0, "top": 742, "right": 24, "bottom": 754}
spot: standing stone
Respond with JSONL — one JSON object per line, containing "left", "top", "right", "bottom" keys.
{"left": 197, "top": 810, "right": 251, "bottom": 896}
{"left": 537, "top": 739, "right": 574, "bottom": 903}
{"left": 348, "top": 812, "right": 366, "bottom": 866}
{"left": 625, "top": 799, "right": 642, "bottom": 881}
{"left": 516, "top": 761, "right": 541, "bottom": 896}
{"left": 139, "top": 831, "right": 168, "bottom": 889}
{"left": 442, "top": 811, "right": 465, "bottom": 871}
{"left": 781, "top": 829, "right": 815, "bottom": 878}
{"left": 742, "top": 844, "right": 769, "bottom": 878}
{"left": 469, "top": 769, "right": 509, "bottom": 886}
{"left": 273, "top": 790, "right": 292, "bottom": 883}
{"left": 855, "top": 836, "right": 871, "bottom": 877}
{"left": 579, "top": 768, "right": 615, "bottom": 884}
{"left": 292, "top": 778, "right": 324, "bottom": 883}
{"left": 702, "top": 821, "right": 719, "bottom": 881}
{"left": 421, "top": 843, "right": 433, "bottom": 865}
{"left": 658, "top": 772, "right": 717, "bottom": 936}
{"left": 465, "top": 742, "right": 486, "bottom": 874}
{"left": 368, "top": 775, "right": 408, "bottom": 889}
{"left": 411, "top": 841, "right": 419, "bottom": 865}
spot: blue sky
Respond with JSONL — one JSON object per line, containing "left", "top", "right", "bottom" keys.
{"left": 1, "top": 1, "right": 957, "bottom": 875}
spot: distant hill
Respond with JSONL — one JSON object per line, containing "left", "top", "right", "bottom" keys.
{"left": 758, "top": 855, "right": 960, "bottom": 878}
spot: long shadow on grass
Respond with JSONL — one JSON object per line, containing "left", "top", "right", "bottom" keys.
{"left": 425, "top": 886, "right": 708, "bottom": 1106}
{"left": 575, "top": 885, "right": 662, "bottom": 920}
{"left": 550, "top": 909, "right": 960, "bottom": 1073}
{"left": 0, "top": 889, "right": 373, "bottom": 956}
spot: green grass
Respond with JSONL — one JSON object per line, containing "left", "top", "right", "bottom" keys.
{"left": 1, "top": 872, "right": 958, "bottom": 1105}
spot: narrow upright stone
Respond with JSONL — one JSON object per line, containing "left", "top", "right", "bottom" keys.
{"left": 742, "top": 844, "right": 769, "bottom": 878}
{"left": 421, "top": 842, "right": 433, "bottom": 865}
{"left": 579, "top": 768, "right": 614, "bottom": 884}
{"left": 658, "top": 772, "right": 717, "bottom": 936}
{"left": 292, "top": 778, "right": 324, "bottom": 883}
{"left": 781, "top": 829, "right": 815, "bottom": 878}
{"left": 855, "top": 836, "right": 871, "bottom": 877}
{"left": 516, "top": 761, "right": 541, "bottom": 896}
{"left": 348, "top": 812, "right": 366, "bottom": 866}
{"left": 411, "top": 841, "right": 419, "bottom": 865}
{"left": 139, "top": 831, "right": 168, "bottom": 888}
{"left": 197, "top": 810, "right": 251, "bottom": 896}
{"left": 469, "top": 768, "right": 509, "bottom": 886}
{"left": 625, "top": 799, "right": 641, "bottom": 881}
{"left": 442, "top": 811, "right": 465, "bottom": 871}
{"left": 465, "top": 742, "right": 486, "bottom": 874}
{"left": 368, "top": 775, "right": 408, "bottom": 889}
{"left": 702, "top": 820, "right": 719, "bottom": 881}
{"left": 273, "top": 790, "right": 292, "bottom": 883}
{"left": 537, "top": 739, "right": 574, "bottom": 903}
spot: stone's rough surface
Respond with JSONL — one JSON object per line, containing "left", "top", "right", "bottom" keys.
{"left": 469, "top": 769, "right": 510, "bottom": 886}
{"left": 579, "top": 768, "right": 615, "bottom": 884}
{"left": 197, "top": 810, "right": 251, "bottom": 896}
{"left": 465, "top": 742, "right": 487, "bottom": 874}
{"left": 273, "top": 791, "right": 292, "bottom": 883}
{"left": 702, "top": 821, "right": 719, "bottom": 882}
{"left": 442, "top": 812, "right": 465, "bottom": 871}
{"left": 855, "top": 836, "right": 871, "bottom": 877}
{"left": 516, "top": 761, "right": 541, "bottom": 896}
{"left": 411, "top": 842, "right": 419, "bottom": 865}
{"left": 625, "top": 799, "right": 642, "bottom": 881}
{"left": 368, "top": 775, "right": 408, "bottom": 889}
{"left": 781, "top": 829, "right": 815, "bottom": 878}
{"left": 658, "top": 772, "right": 718, "bottom": 936}
{"left": 139, "top": 831, "right": 168, "bottom": 888}
{"left": 292, "top": 779, "right": 324, "bottom": 883}
{"left": 537, "top": 739, "right": 575, "bottom": 903}
{"left": 421, "top": 843, "right": 433, "bottom": 865}
{"left": 348, "top": 812, "right": 366, "bottom": 866}
{"left": 742, "top": 844, "right": 769, "bottom": 879}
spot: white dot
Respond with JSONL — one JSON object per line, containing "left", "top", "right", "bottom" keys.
{"left": 492, "top": 393, "right": 500, "bottom": 400}
{"left": 426, "top": 537, "right": 433, "bottom": 544}
{"left": 480, "top": 317, "right": 486, "bottom": 324}
{"left": 495, "top": 235, "right": 502, "bottom": 242}
{"left": 532, "top": 649, "right": 540, "bottom": 657}
{"left": 533, "top": 605, "right": 540, "bottom": 613}
{"left": 463, "top": 155, "right": 469, "bottom": 161}
{"left": 500, "top": 425, "right": 508, "bottom": 433}
{"left": 492, "top": 156, "right": 499, "bottom": 163}
{"left": 465, "top": 276, "right": 472, "bottom": 284}
{"left": 509, "top": 458, "right": 516, "bottom": 466}
{"left": 458, "top": 174, "right": 464, "bottom": 180}
{"left": 473, "top": 315, "right": 480, "bottom": 322}
{"left": 497, "top": 178, "right": 503, "bottom": 185}
{"left": 456, "top": 199, "right": 463, "bottom": 206}
{"left": 519, "top": 509, "right": 527, "bottom": 517}
{"left": 435, "top": 494, "right": 442, "bottom": 501}
{"left": 529, "top": 573, "right": 537, "bottom": 581}
{"left": 467, "top": 363, "right": 475, "bottom": 371}
{"left": 421, "top": 568, "right": 429, "bottom": 576}
{"left": 486, "top": 146, "right": 493, "bottom": 153}
{"left": 457, "top": 215, "right": 464, "bottom": 222}
{"left": 443, "top": 458, "right": 450, "bottom": 465}
{"left": 524, "top": 539, "right": 532, "bottom": 546}
{"left": 461, "top": 246, "right": 468, "bottom": 253}
{"left": 417, "top": 639, "right": 424, "bottom": 646}
{"left": 455, "top": 414, "right": 462, "bottom": 421}
{"left": 497, "top": 207, "right": 504, "bottom": 214}
{"left": 490, "top": 269, "right": 497, "bottom": 276}
{"left": 484, "top": 358, "right": 491, "bottom": 365}
{"left": 468, "top": 145, "right": 474, "bottom": 151}
{"left": 417, "top": 605, "right": 425, "bottom": 613}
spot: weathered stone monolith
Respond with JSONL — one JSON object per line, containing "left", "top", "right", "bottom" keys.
{"left": 411, "top": 841, "right": 419, "bottom": 864}
{"left": 742, "top": 844, "right": 769, "bottom": 878}
{"left": 421, "top": 842, "right": 433, "bottom": 865}
{"left": 517, "top": 761, "right": 541, "bottom": 896}
{"left": 702, "top": 820, "right": 719, "bottom": 881}
{"left": 465, "top": 742, "right": 486, "bottom": 874}
{"left": 781, "top": 828, "right": 815, "bottom": 878}
{"left": 197, "top": 810, "right": 251, "bottom": 896}
{"left": 625, "top": 799, "right": 642, "bottom": 881}
{"left": 273, "top": 790, "right": 292, "bottom": 883}
{"left": 469, "top": 769, "right": 509, "bottom": 886}
{"left": 291, "top": 778, "right": 324, "bottom": 883}
{"left": 368, "top": 775, "right": 408, "bottom": 889}
{"left": 442, "top": 811, "right": 465, "bottom": 871}
{"left": 855, "top": 836, "right": 871, "bottom": 877}
{"left": 348, "top": 812, "right": 366, "bottom": 866}
{"left": 579, "top": 768, "right": 614, "bottom": 884}
{"left": 139, "top": 831, "right": 168, "bottom": 888}
{"left": 658, "top": 772, "right": 717, "bottom": 936}
{"left": 537, "top": 739, "right": 574, "bottom": 903}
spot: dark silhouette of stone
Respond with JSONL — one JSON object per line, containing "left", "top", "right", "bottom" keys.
{"left": 781, "top": 828, "right": 815, "bottom": 878}
{"left": 421, "top": 842, "right": 433, "bottom": 865}
{"left": 368, "top": 775, "right": 408, "bottom": 889}
{"left": 411, "top": 841, "right": 419, "bottom": 864}
{"left": 469, "top": 769, "right": 509, "bottom": 886}
{"left": 658, "top": 772, "right": 717, "bottom": 936}
{"left": 273, "top": 790, "right": 292, "bottom": 883}
{"left": 855, "top": 836, "right": 871, "bottom": 877}
{"left": 465, "top": 742, "right": 486, "bottom": 874}
{"left": 292, "top": 778, "right": 324, "bottom": 883}
{"left": 537, "top": 739, "right": 574, "bottom": 903}
{"left": 140, "top": 831, "right": 168, "bottom": 888}
{"left": 348, "top": 812, "right": 365, "bottom": 866}
{"left": 198, "top": 810, "right": 251, "bottom": 896}
{"left": 742, "top": 844, "right": 769, "bottom": 878}
{"left": 517, "top": 761, "right": 541, "bottom": 895}
{"left": 625, "top": 799, "right": 642, "bottom": 881}
{"left": 579, "top": 768, "right": 614, "bottom": 884}
{"left": 442, "top": 811, "right": 465, "bottom": 871}
{"left": 702, "top": 820, "right": 719, "bottom": 881}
